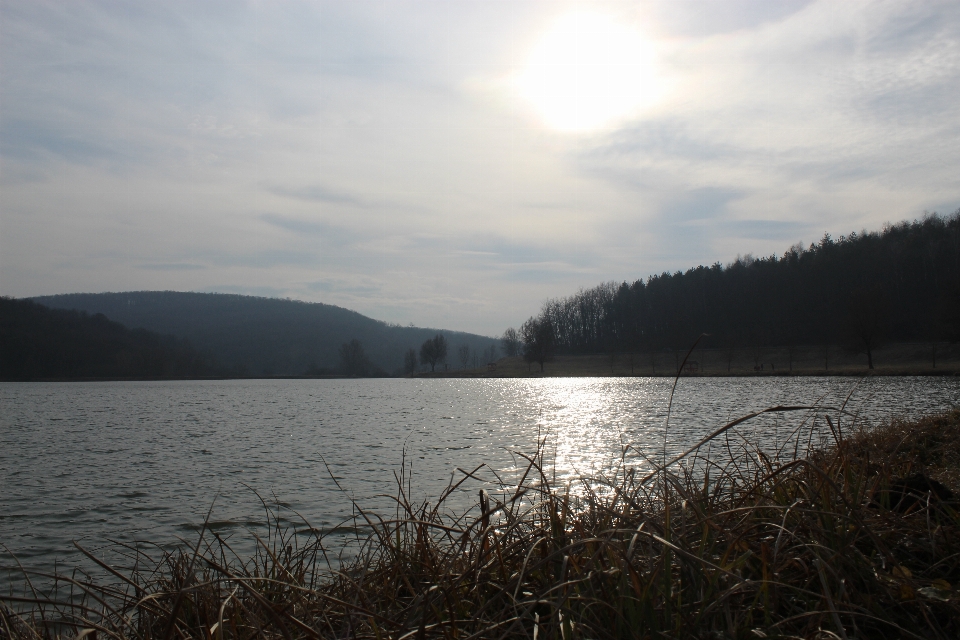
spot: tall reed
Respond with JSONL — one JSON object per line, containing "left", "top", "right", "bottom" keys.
{"left": 3, "top": 408, "right": 959, "bottom": 639}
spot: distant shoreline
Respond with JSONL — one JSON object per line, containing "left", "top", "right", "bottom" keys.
{"left": 420, "top": 342, "right": 960, "bottom": 378}
{"left": 4, "top": 341, "right": 958, "bottom": 381}
{"left": 3, "top": 370, "right": 958, "bottom": 382}
{"left": 419, "top": 367, "right": 960, "bottom": 379}
{"left": 7, "top": 370, "right": 958, "bottom": 384}
{"left": 0, "top": 374, "right": 369, "bottom": 383}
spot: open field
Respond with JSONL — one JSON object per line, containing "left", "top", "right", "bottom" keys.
{"left": 3, "top": 408, "right": 960, "bottom": 638}
{"left": 428, "top": 341, "right": 960, "bottom": 378}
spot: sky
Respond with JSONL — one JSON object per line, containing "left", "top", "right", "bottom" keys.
{"left": 2, "top": 0, "right": 959, "bottom": 336}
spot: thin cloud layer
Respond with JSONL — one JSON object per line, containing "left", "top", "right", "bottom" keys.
{"left": 2, "top": 0, "right": 958, "bottom": 335}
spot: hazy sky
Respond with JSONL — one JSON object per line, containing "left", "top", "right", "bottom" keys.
{"left": 2, "top": 1, "right": 959, "bottom": 336}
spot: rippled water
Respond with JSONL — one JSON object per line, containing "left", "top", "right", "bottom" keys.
{"left": 2, "top": 376, "right": 958, "bottom": 583}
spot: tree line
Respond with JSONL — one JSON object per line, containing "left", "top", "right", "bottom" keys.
{"left": 0, "top": 298, "right": 221, "bottom": 379}
{"left": 408, "top": 334, "right": 498, "bottom": 373}
{"left": 334, "top": 334, "right": 451, "bottom": 376}
{"left": 506, "top": 211, "right": 960, "bottom": 369}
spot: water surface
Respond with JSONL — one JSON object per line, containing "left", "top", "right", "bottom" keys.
{"left": 2, "top": 376, "right": 957, "bottom": 582}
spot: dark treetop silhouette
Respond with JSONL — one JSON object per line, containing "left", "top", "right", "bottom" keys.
{"left": 516, "top": 211, "right": 960, "bottom": 363}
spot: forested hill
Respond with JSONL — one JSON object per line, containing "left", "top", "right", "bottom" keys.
{"left": 528, "top": 212, "right": 960, "bottom": 356}
{"left": 31, "top": 291, "right": 497, "bottom": 376}
{"left": 0, "top": 298, "right": 220, "bottom": 380}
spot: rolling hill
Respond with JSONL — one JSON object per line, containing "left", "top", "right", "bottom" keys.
{"left": 1, "top": 297, "right": 220, "bottom": 380}
{"left": 31, "top": 291, "right": 498, "bottom": 376}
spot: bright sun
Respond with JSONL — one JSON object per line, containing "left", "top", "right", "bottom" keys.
{"left": 514, "top": 11, "right": 661, "bottom": 134}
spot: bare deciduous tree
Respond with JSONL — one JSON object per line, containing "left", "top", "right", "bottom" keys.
{"left": 419, "top": 334, "right": 448, "bottom": 372}
{"left": 339, "top": 339, "right": 371, "bottom": 376}
{"left": 403, "top": 348, "right": 417, "bottom": 374}
{"left": 501, "top": 328, "right": 521, "bottom": 357}
{"left": 521, "top": 316, "right": 555, "bottom": 373}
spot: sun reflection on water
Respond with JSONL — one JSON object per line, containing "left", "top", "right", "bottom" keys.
{"left": 486, "top": 376, "right": 959, "bottom": 499}
{"left": 3, "top": 376, "right": 958, "bottom": 583}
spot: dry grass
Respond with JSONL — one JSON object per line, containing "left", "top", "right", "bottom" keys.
{"left": 3, "top": 408, "right": 960, "bottom": 639}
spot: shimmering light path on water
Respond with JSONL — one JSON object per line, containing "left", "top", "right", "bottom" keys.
{"left": 2, "top": 377, "right": 958, "bottom": 581}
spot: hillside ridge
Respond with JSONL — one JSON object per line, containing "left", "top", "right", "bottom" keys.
{"left": 32, "top": 291, "right": 497, "bottom": 376}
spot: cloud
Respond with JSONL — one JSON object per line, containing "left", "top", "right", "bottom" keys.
{"left": 304, "top": 277, "right": 382, "bottom": 296}
{"left": 722, "top": 220, "right": 810, "bottom": 242}
{"left": 265, "top": 186, "right": 367, "bottom": 207}
{"left": 259, "top": 213, "right": 365, "bottom": 243}
{"left": 0, "top": 118, "right": 127, "bottom": 164}
{"left": 645, "top": 0, "right": 816, "bottom": 37}
{"left": 207, "top": 249, "right": 320, "bottom": 270}
{"left": 136, "top": 262, "right": 207, "bottom": 271}
{"left": 582, "top": 2, "right": 960, "bottom": 224}
{"left": 2, "top": 0, "right": 959, "bottom": 335}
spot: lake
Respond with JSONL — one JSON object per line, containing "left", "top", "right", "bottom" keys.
{"left": 2, "top": 376, "right": 958, "bottom": 585}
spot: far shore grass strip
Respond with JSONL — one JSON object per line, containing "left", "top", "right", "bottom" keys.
{"left": 3, "top": 409, "right": 960, "bottom": 639}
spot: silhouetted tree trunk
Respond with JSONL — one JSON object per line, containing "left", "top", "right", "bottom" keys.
{"left": 403, "top": 348, "right": 417, "bottom": 374}
{"left": 725, "top": 347, "right": 735, "bottom": 373}
{"left": 521, "top": 316, "right": 555, "bottom": 373}
{"left": 844, "top": 287, "right": 890, "bottom": 370}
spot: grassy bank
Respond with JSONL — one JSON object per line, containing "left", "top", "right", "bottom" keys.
{"left": 4, "top": 409, "right": 960, "bottom": 638}
{"left": 427, "top": 342, "right": 960, "bottom": 378}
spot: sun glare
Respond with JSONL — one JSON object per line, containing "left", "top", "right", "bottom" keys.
{"left": 514, "top": 11, "right": 661, "bottom": 134}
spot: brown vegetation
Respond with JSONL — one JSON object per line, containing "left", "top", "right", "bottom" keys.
{"left": 4, "top": 409, "right": 960, "bottom": 638}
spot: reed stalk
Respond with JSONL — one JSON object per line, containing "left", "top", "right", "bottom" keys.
{"left": 3, "top": 409, "right": 959, "bottom": 639}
